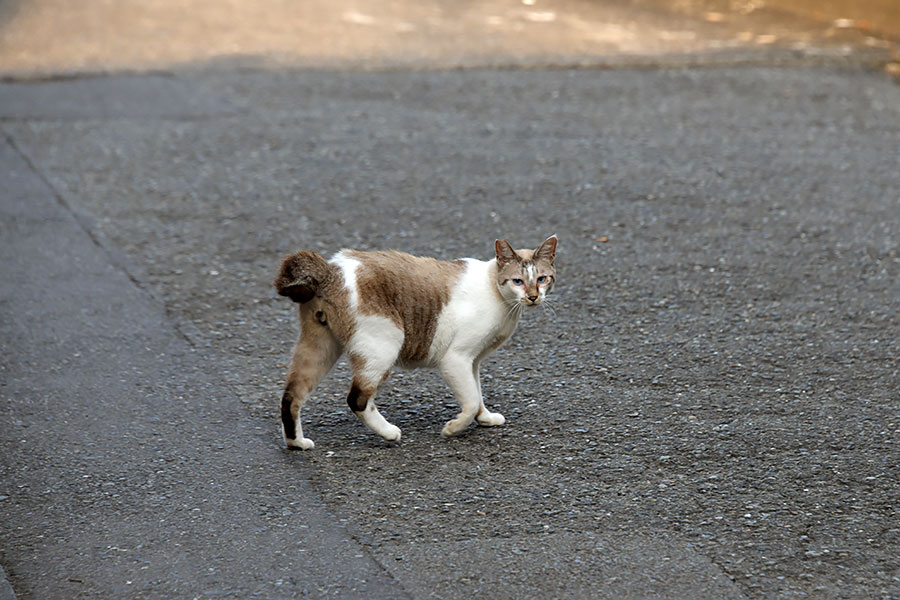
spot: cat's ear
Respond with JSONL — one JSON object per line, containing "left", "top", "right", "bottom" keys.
{"left": 495, "top": 239, "right": 518, "bottom": 267}
{"left": 534, "top": 235, "right": 557, "bottom": 265}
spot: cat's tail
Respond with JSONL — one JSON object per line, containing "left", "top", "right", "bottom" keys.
{"left": 274, "top": 250, "right": 335, "bottom": 303}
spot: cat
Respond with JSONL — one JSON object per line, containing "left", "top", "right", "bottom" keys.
{"left": 273, "top": 235, "right": 557, "bottom": 449}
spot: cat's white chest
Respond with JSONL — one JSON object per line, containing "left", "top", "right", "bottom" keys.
{"left": 428, "top": 258, "right": 517, "bottom": 363}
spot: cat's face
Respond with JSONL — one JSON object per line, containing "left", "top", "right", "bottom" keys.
{"left": 495, "top": 236, "right": 557, "bottom": 308}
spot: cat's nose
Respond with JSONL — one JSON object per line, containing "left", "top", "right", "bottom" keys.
{"left": 527, "top": 295, "right": 539, "bottom": 303}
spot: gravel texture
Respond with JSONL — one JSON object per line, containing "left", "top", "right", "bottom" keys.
{"left": 3, "top": 65, "right": 899, "bottom": 598}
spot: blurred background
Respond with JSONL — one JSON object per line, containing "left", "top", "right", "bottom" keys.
{"left": 0, "top": 0, "right": 897, "bottom": 76}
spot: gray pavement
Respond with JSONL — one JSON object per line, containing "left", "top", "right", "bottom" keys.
{"left": 0, "top": 134, "right": 401, "bottom": 597}
{"left": 0, "top": 566, "right": 13, "bottom": 600}
{"left": 2, "top": 1, "right": 900, "bottom": 599}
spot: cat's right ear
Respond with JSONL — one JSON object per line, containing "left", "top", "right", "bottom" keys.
{"left": 495, "top": 239, "right": 518, "bottom": 267}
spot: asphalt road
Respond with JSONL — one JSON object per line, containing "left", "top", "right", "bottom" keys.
{"left": 2, "top": 1, "right": 900, "bottom": 599}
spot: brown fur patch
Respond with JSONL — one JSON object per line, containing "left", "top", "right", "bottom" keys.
{"left": 293, "top": 264, "right": 355, "bottom": 347}
{"left": 281, "top": 391, "right": 297, "bottom": 439}
{"left": 274, "top": 250, "right": 335, "bottom": 303}
{"left": 283, "top": 302, "right": 344, "bottom": 395}
{"left": 346, "top": 382, "right": 367, "bottom": 412}
{"left": 347, "top": 250, "right": 466, "bottom": 364}
{"left": 517, "top": 249, "right": 534, "bottom": 262}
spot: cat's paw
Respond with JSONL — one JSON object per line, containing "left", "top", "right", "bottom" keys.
{"left": 379, "top": 423, "right": 402, "bottom": 442}
{"left": 441, "top": 418, "right": 472, "bottom": 437}
{"left": 285, "top": 436, "right": 315, "bottom": 450}
{"left": 476, "top": 411, "right": 506, "bottom": 427}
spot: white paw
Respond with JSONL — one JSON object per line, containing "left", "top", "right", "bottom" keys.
{"left": 441, "top": 418, "right": 470, "bottom": 437}
{"left": 477, "top": 411, "right": 506, "bottom": 427}
{"left": 285, "top": 436, "right": 315, "bottom": 450}
{"left": 380, "top": 424, "right": 402, "bottom": 442}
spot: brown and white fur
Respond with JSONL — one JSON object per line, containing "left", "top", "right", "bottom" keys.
{"left": 274, "top": 236, "right": 557, "bottom": 449}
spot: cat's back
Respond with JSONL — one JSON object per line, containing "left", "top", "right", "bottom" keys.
{"left": 331, "top": 249, "right": 469, "bottom": 363}
{"left": 336, "top": 249, "right": 466, "bottom": 304}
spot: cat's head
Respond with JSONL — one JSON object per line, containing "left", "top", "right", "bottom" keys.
{"left": 495, "top": 235, "right": 557, "bottom": 308}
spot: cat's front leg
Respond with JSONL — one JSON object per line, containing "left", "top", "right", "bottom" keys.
{"left": 473, "top": 362, "right": 505, "bottom": 427}
{"left": 439, "top": 352, "right": 485, "bottom": 436}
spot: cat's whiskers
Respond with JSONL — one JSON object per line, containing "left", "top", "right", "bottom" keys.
{"left": 537, "top": 295, "right": 559, "bottom": 318}
{"left": 504, "top": 298, "right": 525, "bottom": 320}
{"left": 542, "top": 301, "right": 559, "bottom": 318}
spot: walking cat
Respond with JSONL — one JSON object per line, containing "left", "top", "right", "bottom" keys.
{"left": 274, "top": 236, "right": 558, "bottom": 449}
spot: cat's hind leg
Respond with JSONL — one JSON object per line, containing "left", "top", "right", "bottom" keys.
{"left": 281, "top": 306, "right": 342, "bottom": 449}
{"left": 346, "top": 316, "right": 403, "bottom": 442}
{"left": 346, "top": 375, "right": 401, "bottom": 443}
{"left": 473, "top": 362, "right": 505, "bottom": 427}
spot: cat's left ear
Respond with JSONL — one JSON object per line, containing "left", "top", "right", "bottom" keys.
{"left": 534, "top": 235, "right": 557, "bottom": 265}
{"left": 495, "top": 239, "right": 518, "bottom": 267}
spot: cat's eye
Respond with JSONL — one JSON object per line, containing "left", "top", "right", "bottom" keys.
{"left": 537, "top": 276, "right": 548, "bottom": 284}
{"left": 512, "top": 278, "right": 524, "bottom": 286}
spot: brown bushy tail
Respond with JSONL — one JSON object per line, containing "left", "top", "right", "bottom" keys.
{"left": 274, "top": 250, "right": 334, "bottom": 303}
